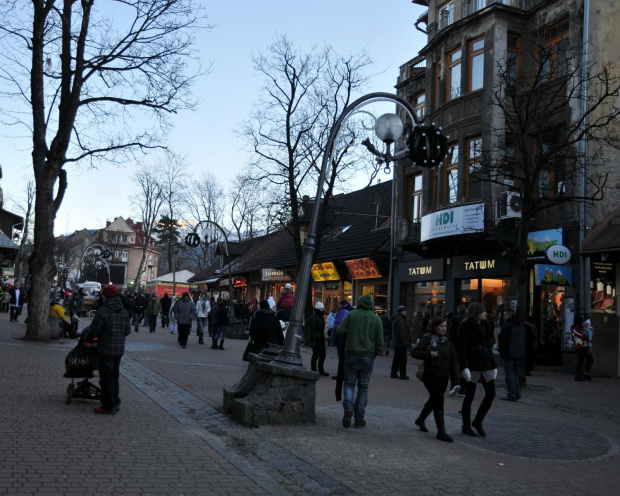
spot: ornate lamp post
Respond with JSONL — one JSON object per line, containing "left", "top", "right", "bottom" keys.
{"left": 273, "top": 92, "right": 446, "bottom": 367}
{"left": 184, "top": 220, "right": 235, "bottom": 318}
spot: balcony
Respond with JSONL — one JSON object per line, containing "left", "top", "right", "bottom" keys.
{"left": 396, "top": 219, "right": 421, "bottom": 245}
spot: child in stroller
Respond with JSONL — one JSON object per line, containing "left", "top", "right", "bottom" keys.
{"left": 64, "top": 329, "right": 99, "bottom": 404}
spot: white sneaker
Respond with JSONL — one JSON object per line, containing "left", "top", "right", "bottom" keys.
{"left": 449, "top": 385, "right": 461, "bottom": 397}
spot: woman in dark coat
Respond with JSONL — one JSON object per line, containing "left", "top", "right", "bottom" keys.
{"left": 456, "top": 302, "right": 497, "bottom": 437}
{"left": 412, "top": 316, "right": 460, "bottom": 442}
{"left": 248, "top": 300, "right": 283, "bottom": 354}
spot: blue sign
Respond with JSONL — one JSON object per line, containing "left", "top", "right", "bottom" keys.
{"left": 534, "top": 264, "right": 573, "bottom": 286}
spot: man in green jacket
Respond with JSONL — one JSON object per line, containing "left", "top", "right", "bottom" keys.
{"left": 337, "top": 293, "right": 384, "bottom": 428}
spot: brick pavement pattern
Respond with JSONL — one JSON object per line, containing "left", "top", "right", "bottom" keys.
{"left": 2, "top": 310, "right": 620, "bottom": 495}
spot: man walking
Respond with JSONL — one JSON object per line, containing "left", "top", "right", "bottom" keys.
{"left": 337, "top": 293, "right": 384, "bottom": 428}
{"left": 9, "top": 284, "right": 26, "bottom": 322}
{"left": 390, "top": 305, "right": 411, "bottom": 380}
{"left": 85, "top": 285, "right": 131, "bottom": 415}
{"left": 498, "top": 308, "right": 525, "bottom": 401}
{"left": 173, "top": 292, "right": 196, "bottom": 349}
{"left": 146, "top": 294, "right": 161, "bottom": 333}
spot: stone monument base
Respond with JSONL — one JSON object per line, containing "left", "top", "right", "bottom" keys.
{"left": 223, "top": 353, "right": 318, "bottom": 427}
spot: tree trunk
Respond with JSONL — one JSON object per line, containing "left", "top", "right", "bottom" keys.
{"left": 25, "top": 168, "right": 61, "bottom": 341}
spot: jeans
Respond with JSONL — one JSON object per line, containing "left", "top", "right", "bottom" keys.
{"left": 197, "top": 317, "right": 207, "bottom": 336}
{"left": 216, "top": 325, "right": 227, "bottom": 341}
{"left": 132, "top": 312, "right": 143, "bottom": 332}
{"left": 161, "top": 314, "right": 169, "bottom": 327}
{"left": 343, "top": 356, "right": 375, "bottom": 420}
{"left": 10, "top": 305, "right": 21, "bottom": 321}
{"left": 503, "top": 359, "right": 521, "bottom": 400}
{"left": 98, "top": 355, "right": 122, "bottom": 412}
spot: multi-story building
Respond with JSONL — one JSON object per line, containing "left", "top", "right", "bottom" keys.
{"left": 393, "top": 0, "right": 620, "bottom": 375}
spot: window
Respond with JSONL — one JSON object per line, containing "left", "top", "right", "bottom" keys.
{"left": 535, "top": 134, "right": 565, "bottom": 197}
{"left": 507, "top": 34, "right": 521, "bottom": 86}
{"left": 407, "top": 174, "right": 423, "bottom": 223}
{"left": 435, "top": 62, "right": 442, "bottom": 109}
{"left": 444, "top": 144, "right": 459, "bottom": 204}
{"left": 466, "top": 137, "right": 483, "bottom": 201}
{"left": 502, "top": 136, "right": 519, "bottom": 187}
{"left": 110, "top": 233, "right": 128, "bottom": 243}
{"left": 469, "top": 37, "right": 484, "bottom": 92}
{"left": 540, "top": 18, "right": 570, "bottom": 82}
{"left": 439, "top": 1, "right": 454, "bottom": 30}
{"left": 412, "top": 93, "right": 426, "bottom": 122}
{"left": 473, "top": 0, "right": 487, "bottom": 11}
{"left": 447, "top": 47, "right": 462, "bottom": 101}
{"left": 122, "top": 249, "right": 129, "bottom": 260}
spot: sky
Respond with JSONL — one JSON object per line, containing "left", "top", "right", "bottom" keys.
{"left": 0, "top": 0, "right": 427, "bottom": 236}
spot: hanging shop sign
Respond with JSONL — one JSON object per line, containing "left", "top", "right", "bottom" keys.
{"left": 233, "top": 277, "right": 247, "bottom": 288}
{"left": 527, "top": 228, "right": 563, "bottom": 262}
{"left": 545, "top": 245, "right": 571, "bottom": 265}
{"left": 420, "top": 203, "right": 485, "bottom": 242}
{"left": 398, "top": 258, "right": 444, "bottom": 282}
{"left": 261, "top": 268, "right": 292, "bottom": 282}
{"left": 452, "top": 254, "right": 510, "bottom": 278}
{"left": 534, "top": 264, "right": 573, "bottom": 286}
{"left": 311, "top": 262, "right": 340, "bottom": 282}
{"left": 344, "top": 258, "right": 382, "bottom": 279}
{"left": 591, "top": 261, "right": 615, "bottom": 313}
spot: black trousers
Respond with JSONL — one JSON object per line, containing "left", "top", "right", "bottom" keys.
{"left": 98, "top": 355, "right": 122, "bottom": 412}
{"left": 421, "top": 374, "right": 449, "bottom": 415}
{"left": 391, "top": 347, "right": 408, "bottom": 377}
{"left": 461, "top": 376, "right": 496, "bottom": 424}
{"left": 10, "top": 306, "right": 21, "bottom": 321}
{"left": 575, "top": 348, "right": 594, "bottom": 376}
{"left": 311, "top": 339, "right": 327, "bottom": 373}
{"left": 178, "top": 324, "right": 191, "bottom": 346}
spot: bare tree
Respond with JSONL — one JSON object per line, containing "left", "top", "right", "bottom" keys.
{"left": 0, "top": 1, "right": 207, "bottom": 340}
{"left": 228, "top": 172, "right": 272, "bottom": 240}
{"left": 5, "top": 178, "right": 35, "bottom": 285}
{"left": 238, "top": 36, "right": 374, "bottom": 265}
{"left": 131, "top": 166, "right": 165, "bottom": 291}
{"left": 483, "top": 34, "right": 620, "bottom": 315}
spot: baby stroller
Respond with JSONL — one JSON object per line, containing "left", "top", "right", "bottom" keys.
{"left": 64, "top": 332, "right": 100, "bottom": 405}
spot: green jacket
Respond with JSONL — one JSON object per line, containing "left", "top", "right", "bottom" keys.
{"left": 337, "top": 294, "right": 383, "bottom": 358}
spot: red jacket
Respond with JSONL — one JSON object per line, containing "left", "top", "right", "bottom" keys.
{"left": 276, "top": 291, "right": 294, "bottom": 310}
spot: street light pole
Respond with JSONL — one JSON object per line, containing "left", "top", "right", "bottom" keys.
{"left": 272, "top": 92, "right": 423, "bottom": 367}
{"left": 184, "top": 220, "right": 235, "bottom": 319}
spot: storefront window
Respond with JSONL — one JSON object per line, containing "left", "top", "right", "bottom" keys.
{"left": 591, "top": 260, "right": 616, "bottom": 314}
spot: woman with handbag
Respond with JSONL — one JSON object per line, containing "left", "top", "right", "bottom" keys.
{"left": 411, "top": 316, "right": 460, "bottom": 442}
{"left": 456, "top": 302, "right": 498, "bottom": 437}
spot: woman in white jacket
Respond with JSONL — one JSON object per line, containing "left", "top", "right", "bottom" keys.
{"left": 195, "top": 292, "right": 211, "bottom": 345}
{"left": 169, "top": 296, "right": 179, "bottom": 335}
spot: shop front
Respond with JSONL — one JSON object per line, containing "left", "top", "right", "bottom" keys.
{"left": 399, "top": 257, "right": 446, "bottom": 319}
{"left": 344, "top": 258, "right": 387, "bottom": 314}
{"left": 311, "top": 261, "right": 347, "bottom": 311}
{"left": 260, "top": 268, "right": 293, "bottom": 302}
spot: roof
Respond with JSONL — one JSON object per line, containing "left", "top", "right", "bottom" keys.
{"left": 146, "top": 269, "right": 195, "bottom": 283}
{"left": 0, "top": 230, "right": 18, "bottom": 249}
{"left": 582, "top": 205, "right": 620, "bottom": 253}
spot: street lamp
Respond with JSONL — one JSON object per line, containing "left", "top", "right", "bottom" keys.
{"left": 273, "top": 92, "right": 446, "bottom": 367}
{"left": 184, "top": 220, "right": 235, "bottom": 319}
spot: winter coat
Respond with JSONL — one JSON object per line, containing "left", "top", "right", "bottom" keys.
{"left": 456, "top": 317, "right": 497, "bottom": 372}
{"left": 412, "top": 333, "right": 460, "bottom": 384}
{"left": 337, "top": 294, "right": 383, "bottom": 358}
{"left": 391, "top": 313, "right": 411, "bottom": 349}
{"left": 276, "top": 291, "right": 295, "bottom": 311}
{"left": 249, "top": 309, "right": 283, "bottom": 353}
{"left": 332, "top": 303, "right": 353, "bottom": 347}
{"left": 196, "top": 298, "right": 211, "bottom": 318}
{"left": 85, "top": 296, "right": 131, "bottom": 357}
{"left": 308, "top": 309, "right": 326, "bottom": 348}
{"left": 498, "top": 315, "right": 526, "bottom": 360}
{"left": 9, "top": 287, "right": 26, "bottom": 307}
{"left": 160, "top": 295, "right": 172, "bottom": 315}
{"left": 50, "top": 303, "right": 70, "bottom": 324}
{"left": 146, "top": 298, "right": 162, "bottom": 316}
{"left": 209, "top": 302, "right": 220, "bottom": 326}
{"left": 173, "top": 298, "right": 197, "bottom": 325}
{"left": 216, "top": 303, "right": 230, "bottom": 327}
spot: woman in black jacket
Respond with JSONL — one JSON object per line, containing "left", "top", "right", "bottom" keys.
{"left": 248, "top": 300, "right": 284, "bottom": 355}
{"left": 456, "top": 302, "right": 497, "bottom": 437}
{"left": 412, "top": 316, "right": 460, "bottom": 442}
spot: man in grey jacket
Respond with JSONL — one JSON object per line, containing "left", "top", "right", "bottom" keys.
{"left": 173, "top": 292, "right": 197, "bottom": 349}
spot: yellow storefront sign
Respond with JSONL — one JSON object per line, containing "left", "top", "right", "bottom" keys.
{"left": 311, "top": 262, "right": 340, "bottom": 282}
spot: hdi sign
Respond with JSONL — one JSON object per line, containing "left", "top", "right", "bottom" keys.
{"left": 546, "top": 245, "right": 571, "bottom": 265}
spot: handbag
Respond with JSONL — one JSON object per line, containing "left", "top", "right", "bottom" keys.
{"left": 415, "top": 361, "right": 425, "bottom": 382}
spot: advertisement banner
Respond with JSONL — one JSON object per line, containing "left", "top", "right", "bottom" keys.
{"left": 591, "top": 261, "right": 616, "bottom": 313}
{"left": 527, "top": 229, "right": 563, "bottom": 262}
{"left": 344, "top": 258, "right": 382, "bottom": 279}
{"left": 311, "top": 262, "right": 341, "bottom": 282}
{"left": 420, "top": 203, "right": 484, "bottom": 242}
{"left": 534, "top": 264, "right": 573, "bottom": 286}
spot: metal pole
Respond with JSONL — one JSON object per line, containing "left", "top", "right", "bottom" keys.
{"left": 272, "top": 92, "right": 419, "bottom": 367}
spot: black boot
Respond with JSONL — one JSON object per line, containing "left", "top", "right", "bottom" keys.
{"left": 415, "top": 403, "right": 433, "bottom": 433}
{"left": 211, "top": 337, "right": 218, "bottom": 349}
{"left": 471, "top": 417, "right": 487, "bottom": 437}
{"left": 461, "top": 417, "right": 478, "bottom": 437}
{"left": 434, "top": 408, "right": 453, "bottom": 442}
{"left": 218, "top": 340, "right": 225, "bottom": 350}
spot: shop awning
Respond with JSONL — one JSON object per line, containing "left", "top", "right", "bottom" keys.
{"left": 193, "top": 277, "right": 220, "bottom": 284}
{"left": 582, "top": 206, "right": 620, "bottom": 254}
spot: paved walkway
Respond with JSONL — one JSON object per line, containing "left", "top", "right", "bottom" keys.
{"left": 1, "top": 311, "right": 619, "bottom": 495}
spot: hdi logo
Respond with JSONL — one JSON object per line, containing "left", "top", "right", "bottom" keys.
{"left": 435, "top": 211, "right": 454, "bottom": 226}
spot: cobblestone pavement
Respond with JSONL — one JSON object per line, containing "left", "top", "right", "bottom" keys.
{"left": 2, "top": 313, "right": 619, "bottom": 495}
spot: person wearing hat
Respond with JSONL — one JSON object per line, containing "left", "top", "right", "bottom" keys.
{"left": 83, "top": 285, "right": 131, "bottom": 414}
{"left": 276, "top": 283, "right": 295, "bottom": 322}
{"left": 173, "top": 292, "right": 197, "bottom": 349}
{"left": 308, "top": 301, "right": 330, "bottom": 376}
{"left": 390, "top": 305, "right": 411, "bottom": 380}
